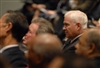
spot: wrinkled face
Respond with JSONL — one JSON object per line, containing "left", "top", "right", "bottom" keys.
{"left": 23, "top": 23, "right": 39, "bottom": 46}
{"left": 63, "top": 16, "right": 79, "bottom": 39}
{"left": 75, "top": 33, "right": 89, "bottom": 57}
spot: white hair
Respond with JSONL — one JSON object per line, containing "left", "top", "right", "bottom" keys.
{"left": 64, "top": 10, "right": 88, "bottom": 29}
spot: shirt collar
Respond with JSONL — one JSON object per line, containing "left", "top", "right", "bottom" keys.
{"left": 0, "top": 44, "right": 18, "bottom": 53}
{"left": 71, "top": 34, "right": 82, "bottom": 43}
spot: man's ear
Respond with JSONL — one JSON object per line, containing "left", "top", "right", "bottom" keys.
{"left": 35, "top": 54, "right": 44, "bottom": 64}
{"left": 5, "top": 22, "right": 12, "bottom": 32}
{"left": 76, "top": 23, "right": 82, "bottom": 30}
{"left": 87, "top": 43, "right": 95, "bottom": 54}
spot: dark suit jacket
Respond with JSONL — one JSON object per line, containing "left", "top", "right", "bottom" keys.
{"left": 63, "top": 36, "right": 80, "bottom": 54}
{"left": 1, "top": 46, "right": 27, "bottom": 68}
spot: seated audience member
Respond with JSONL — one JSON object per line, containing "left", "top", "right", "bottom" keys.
{"left": 28, "top": 33, "right": 63, "bottom": 68}
{"left": 55, "top": 0, "right": 100, "bottom": 42}
{"left": 0, "top": 10, "right": 29, "bottom": 68}
{"left": 75, "top": 27, "right": 100, "bottom": 68}
{"left": 22, "top": 18, "right": 54, "bottom": 53}
{"left": 62, "top": 10, "right": 88, "bottom": 54}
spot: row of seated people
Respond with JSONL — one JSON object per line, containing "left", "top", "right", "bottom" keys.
{"left": 0, "top": 10, "right": 100, "bottom": 68}
{"left": 18, "top": 0, "right": 100, "bottom": 43}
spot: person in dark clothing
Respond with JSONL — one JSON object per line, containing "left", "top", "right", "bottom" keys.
{"left": 62, "top": 10, "right": 88, "bottom": 54}
{"left": 55, "top": 0, "right": 100, "bottom": 40}
{"left": 0, "top": 10, "right": 29, "bottom": 68}
{"left": 75, "top": 27, "right": 100, "bottom": 68}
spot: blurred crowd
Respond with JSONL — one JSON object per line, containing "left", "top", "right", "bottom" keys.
{"left": 0, "top": 0, "right": 100, "bottom": 68}
{"left": 17, "top": 0, "right": 100, "bottom": 42}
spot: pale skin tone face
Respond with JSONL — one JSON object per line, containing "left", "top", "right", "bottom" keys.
{"left": 63, "top": 15, "right": 80, "bottom": 39}
{"left": 23, "top": 23, "right": 39, "bottom": 46}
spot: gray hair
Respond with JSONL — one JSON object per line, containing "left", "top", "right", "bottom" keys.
{"left": 31, "top": 18, "right": 54, "bottom": 34}
{"left": 64, "top": 10, "right": 88, "bottom": 29}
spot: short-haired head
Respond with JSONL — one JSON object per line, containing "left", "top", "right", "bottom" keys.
{"left": 31, "top": 18, "right": 54, "bottom": 34}
{"left": 64, "top": 10, "right": 88, "bottom": 29}
{"left": 4, "top": 10, "right": 29, "bottom": 42}
{"left": 86, "top": 28, "right": 100, "bottom": 52}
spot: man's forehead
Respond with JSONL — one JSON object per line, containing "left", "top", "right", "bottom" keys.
{"left": 1, "top": 13, "right": 8, "bottom": 20}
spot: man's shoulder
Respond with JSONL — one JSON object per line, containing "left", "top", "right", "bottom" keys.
{"left": 63, "top": 37, "right": 79, "bottom": 54}
{"left": 2, "top": 46, "right": 27, "bottom": 68}
{"left": 2, "top": 46, "right": 25, "bottom": 60}
{"left": 2, "top": 46, "right": 22, "bottom": 54}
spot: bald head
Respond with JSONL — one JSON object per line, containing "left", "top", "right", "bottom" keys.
{"left": 75, "top": 27, "right": 100, "bottom": 58}
{"left": 34, "top": 33, "right": 62, "bottom": 47}
{"left": 28, "top": 33, "right": 63, "bottom": 67}
{"left": 31, "top": 33, "right": 62, "bottom": 54}
{"left": 86, "top": 28, "right": 100, "bottom": 51}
